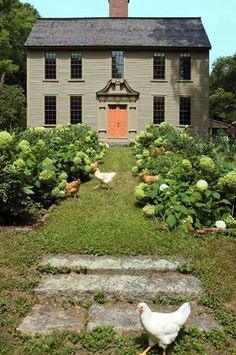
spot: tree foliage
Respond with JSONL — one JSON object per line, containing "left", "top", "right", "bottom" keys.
{"left": 210, "top": 54, "right": 236, "bottom": 123}
{"left": 209, "top": 88, "right": 236, "bottom": 123}
{"left": 0, "top": 85, "right": 26, "bottom": 129}
{"left": 210, "top": 54, "right": 236, "bottom": 94}
{"left": 0, "top": 0, "right": 39, "bottom": 86}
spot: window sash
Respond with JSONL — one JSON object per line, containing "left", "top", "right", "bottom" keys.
{"left": 70, "top": 96, "right": 82, "bottom": 124}
{"left": 45, "top": 52, "right": 56, "bottom": 79}
{"left": 153, "top": 53, "right": 165, "bottom": 79}
{"left": 70, "top": 52, "right": 82, "bottom": 79}
{"left": 112, "top": 51, "right": 124, "bottom": 79}
{"left": 45, "top": 96, "right": 56, "bottom": 125}
{"left": 179, "top": 54, "right": 191, "bottom": 80}
{"left": 179, "top": 96, "right": 191, "bottom": 125}
{"left": 153, "top": 96, "right": 165, "bottom": 124}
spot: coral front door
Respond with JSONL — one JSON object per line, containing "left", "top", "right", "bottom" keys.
{"left": 108, "top": 105, "right": 128, "bottom": 138}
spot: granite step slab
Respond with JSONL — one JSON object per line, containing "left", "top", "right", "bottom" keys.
{"left": 88, "top": 303, "right": 222, "bottom": 333}
{"left": 17, "top": 302, "right": 221, "bottom": 335}
{"left": 35, "top": 273, "right": 202, "bottom": 302}
{"left": 39, "top": 255, "right": 184, "bottom": 274}
{"left": 17, "top": 303, "right": 85, "bottom": 335}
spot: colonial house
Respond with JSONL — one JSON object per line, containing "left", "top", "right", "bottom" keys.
{"left": 25, "top": 0, "right": 211, "bottom": 142}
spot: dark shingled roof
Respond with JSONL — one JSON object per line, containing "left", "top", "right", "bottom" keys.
{"left": 25, "top": 17, "right": 211, "bottom": 49}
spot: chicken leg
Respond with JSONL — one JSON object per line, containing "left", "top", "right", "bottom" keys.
{"left": 137, "top": 346, "right": 152, "bottom": 355}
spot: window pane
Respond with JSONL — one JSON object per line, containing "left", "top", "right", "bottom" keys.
{"left": 179, "top": 54, "right": 191, "bottom": 80}
{"left": 153, "top": 96, "right": 165, "bottom": 124}
{"left": 71, "top": 52, "right": 82, "bottom": 79}
{"left": 45, "top": 52, "right": 56, "bottom": 79}
{"left": 179, "top": 96, "right": 191, "bottom": 125}
{"left": 112, "top": 51, "right": 124, "bottom": 79}
{"left": 45, "top": 96, "right": 56, "bottom": 125}
{"left": 70, "top": 96, "right": 82, "bottom": 124}
{"left": 153, "top": 52, "right": 165, "bottom": 79}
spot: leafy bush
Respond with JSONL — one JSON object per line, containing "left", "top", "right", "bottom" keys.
{"left": 0, "top": 124, "right": 106, "bottom": 223}
{"left": 0, "top": 85, "right": 26, "bottom": 129}
{"left": 132, "top": 123, "right": 236, "bottom": 230}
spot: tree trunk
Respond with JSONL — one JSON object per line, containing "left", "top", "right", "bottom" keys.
{"left": 1, "top": 72, "right": 6, "bottom": 85}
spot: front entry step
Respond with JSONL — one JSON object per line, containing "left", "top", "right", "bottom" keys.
{"left": 18, "top": 254, "right": 216, "bottom": 336}
{"left": 39, "top": 254, "right": 184, "bottom": 274}
{"left": 35, "top": 273, "right": 202, "bottom": 301}
{"left": 18, "top": 302, "right": 221, "bottom": 335}
{"left": 17, "top": 304, "right": 85, "bottom": 335}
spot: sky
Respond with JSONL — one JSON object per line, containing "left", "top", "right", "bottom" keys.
{"left": 21, "top": 0, "right": 236, "bottom": 69}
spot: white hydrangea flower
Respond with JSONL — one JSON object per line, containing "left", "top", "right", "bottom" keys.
{"left": 59, "top": 190, "right": 66, "bottom": 198}
{"left": 196, "top": 179, "right": 208, "bottom": 192}
{"left": 34, "top": 127, "right": 45, "bottom": 133}
{"left": 160, "top": 183, "right": 169, "bottom": 192}
{"left": 215, "top": 220, "right": 226, "bottom": 229}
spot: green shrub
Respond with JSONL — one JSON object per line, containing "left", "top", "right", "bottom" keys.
{"left": 132, "top": 125, "right": 235, "bottom": 230}
{"left": 0, "top": 131, "right": 13, "bottom": 149}
{"left": 199, "top": 156, "right": 215, "bottom": 173}
{"left": 0, "top": 85, "right": 26, "bottom": 129}
{"left": 0, "top": 124, "right": 106, "bottom": 223}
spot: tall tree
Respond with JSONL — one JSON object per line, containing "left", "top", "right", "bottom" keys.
{"left": 210, "top": 54, "right": 236, "bottom": 94}
{"left": 0, "top": 0, "right": 39, "bottom": 87}
{"left": 210, "top": 54, "right": 236, "bottom": 123}
{"left": 0, "top": 84, "right": 26, "bottom": 129}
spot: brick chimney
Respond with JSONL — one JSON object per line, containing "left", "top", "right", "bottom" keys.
{"left": 109, "top": 0, "right": 130, "bottom": 17}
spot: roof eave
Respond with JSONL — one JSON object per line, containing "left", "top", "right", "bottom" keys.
{"left": 25, "top": 44, "right": 211, "bottom": 50}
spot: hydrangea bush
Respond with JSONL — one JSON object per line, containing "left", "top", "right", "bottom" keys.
{"left": 131, "top": 123, "right": 236, "bottom": 230}
{"left": 0, "top": 124, "right": 106, "bottom": 223}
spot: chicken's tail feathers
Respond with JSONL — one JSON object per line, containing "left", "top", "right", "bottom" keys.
{"left": 111, "top": 172, "right": 117, "bottom": 178}
{"left": 176, "top": 302, "right": 191, "bottom": 325}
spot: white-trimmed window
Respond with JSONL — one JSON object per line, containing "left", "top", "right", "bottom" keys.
{"left": 45, "top": 52, "right": 57, "bottom": 79}
{"left": 153, "top": 96, "right": 165, "bottom": 124}
{"left": 179, "top": 96, "right": 191, "bottom": 125}
{"left": 45, "top": 96, "right": 56, "bottom": 125}
{"left": 70, "top": 52, "right": 82, "bottom": 79}
{"left": 70, "top": 96, "right": 82, "bottom": 124}
{"left": 179, "top": 53, "right": 191, "bottom": 80}
{"left": 112, "top": 51, "right": 124, "bottom": 78}
{"left": 153, "top": 52, "right": 165, "bottom": 79}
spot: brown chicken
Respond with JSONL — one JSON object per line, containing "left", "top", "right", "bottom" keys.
{"left": 140, "top": 173, "right": 160, "bottom": 184}
{"left": 65, "top": 179, "right": 81, "bottom": 198}
{"left": 91, "top": 161, "right": 99, "bottom": 172}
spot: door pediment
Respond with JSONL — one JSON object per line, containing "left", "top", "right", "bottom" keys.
{"left": 97, "top": 79, "right": 139, "bottom": 102}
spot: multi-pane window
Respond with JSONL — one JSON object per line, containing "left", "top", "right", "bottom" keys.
{"left": 153, "top": 52, "right": 165, "bottom": 79}
{"left": 153, "top": 96, "right": 165, "bottom": 124}
{"left": 179, "top": 53, "right": 191, "bottom": 80}
{"left": 70, "top": 52, "right": 82, "bottom": 79}
{"left": 179, "top": 96, "right": 191, "bottom": 125}
{"left": 45, "top": 52, "right": 57, "bottom": 79}
{"left": 112, "top": 51, "right": 124, "bottom": 79}
{"left": 70, "top": 96, "right": 82, "bottom": 124}
{"left": 45, "top": 96, "right": 56, "bottom": 125}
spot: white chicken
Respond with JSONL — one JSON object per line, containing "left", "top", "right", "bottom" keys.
{"left": 93, "top": 167, "right": 116, "bottom": 190}
{"left": 137, "top": 302, "right": 191, "bottom": 355}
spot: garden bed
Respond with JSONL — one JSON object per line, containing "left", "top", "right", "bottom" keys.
{"left": 131, "top": 123, "right": 236, "bottom": 232}
{"left": 0, "top": 124, "right": 106, "bottom": 225}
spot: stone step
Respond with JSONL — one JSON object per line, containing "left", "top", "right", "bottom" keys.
{"left": 39, "top": 255, "right": 184, "bottom": 274}
{"left": 17, "top": 303, "right": 85, "bottom": 335}
{"left": 35, "top": 273, "right": 202, "bottom": 302}
{"left": 18, "top": 301, "right": 221, "bottom": 335}
{"left": 87, "top": 303, "right": 222, "bottom": 333}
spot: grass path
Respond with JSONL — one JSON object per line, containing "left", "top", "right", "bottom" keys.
{"left": 0, "top": 147, "right": 236, "bottom": 354}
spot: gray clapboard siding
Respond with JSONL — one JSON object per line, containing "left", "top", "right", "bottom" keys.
{"left": 27, "top": 50, "right": 209, "bottom": 135}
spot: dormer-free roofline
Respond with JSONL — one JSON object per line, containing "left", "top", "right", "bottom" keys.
{"left": 25, "top": 17, "right": 211, "bottom": 49}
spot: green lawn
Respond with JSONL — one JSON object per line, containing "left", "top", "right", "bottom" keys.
{"left": 0, "top": 147, "right": 235, "bottom": 354}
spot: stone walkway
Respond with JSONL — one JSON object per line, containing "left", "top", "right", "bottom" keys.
{"left": 18, "top": 255, "right": 221, "bottom": 335}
